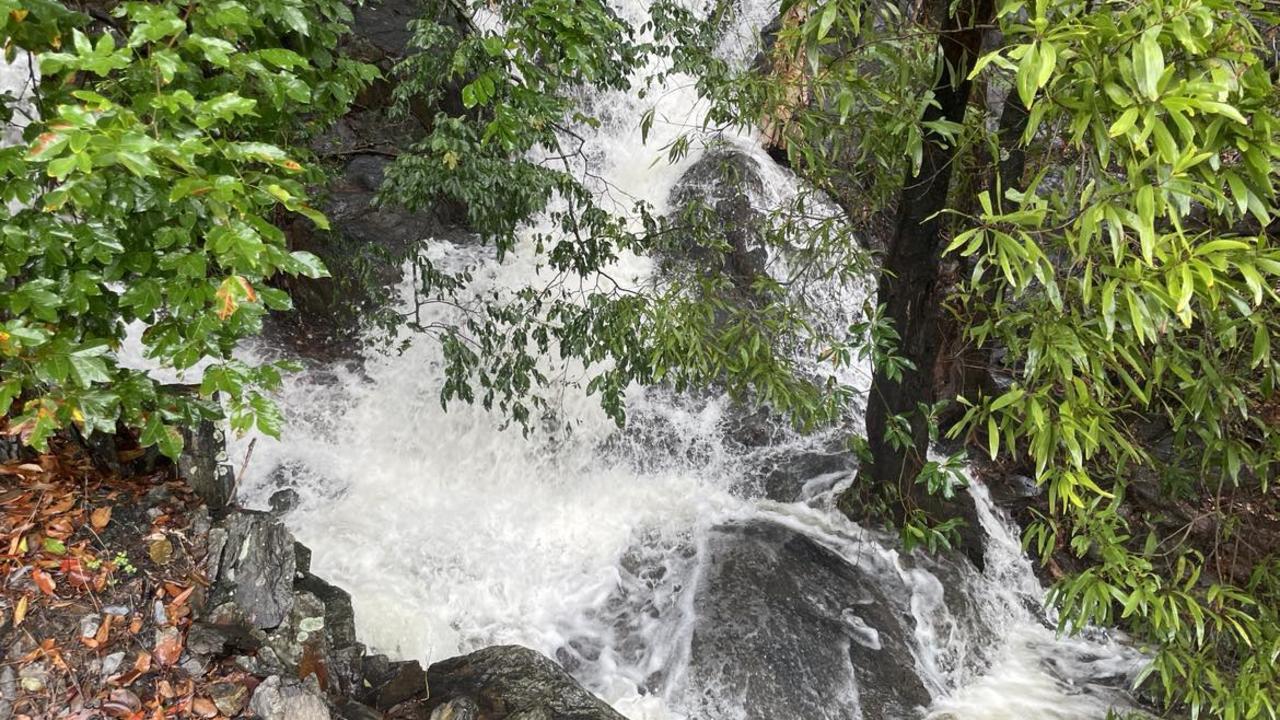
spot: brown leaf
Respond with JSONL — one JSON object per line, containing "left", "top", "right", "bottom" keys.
{"left": 191, "top": 698, "right": 218, "bottom": 718}
{"left": 14, "top": 594, "right": 28, "bottom": 626}
{"left": 41, "top": 495, "right": 76, "bottom": 516}
{"left": 133, "top": 650, "right": 152, "bottom": 673}
{"left": 101, "top": 689, "right": 141, "bottom": 718}
{"left": 95, "top": 614, "right": 112, "bottom": 645}
{"left": 171, "top": 585, "right": 195, "bottom": 608}
{"left": 147, "top": 537, "right": 173, "bottom": 566}
{"left": 90, "top": 506, "right": 112, "bottom": 530}
{"left": 153, "top": 627, "right": 182, "bottom": 667}
{"left": 128, "top": 615, "right": 143, "bottom": 634}
{"left": 32, "top": 568, "right": 56, "bottom": 596}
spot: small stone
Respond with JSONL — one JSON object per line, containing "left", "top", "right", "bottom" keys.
{"left": 209, "top": 682, "right": 250, "bottom": 716}
{"left": 101, "top": 651, "right": 126, "bottom": 676}
{"left": 250, "top": 675, "right": 330, "bottom": 720}
{"left": 102, "top": 605, "right": 131, "bottom": 617}
{"left": 234, "top": 655, "right": 263, "bottom": 675}
{"left": 180, "top": 655, "right": 208, "bottom": 677}
{"left": 269, "top": 488, "right": 301, "bottom": 515}
{"left": 153, "top": 600, "right": 167, "bottom": 625}
{"left": 17, "top": 664, "right": 47, "bottom": 693}
{"left": 148, "top": 537, "right": 174, "bottom": 565}
{"left": 80, "top": 613, "right": 102, "bottom": 638}
{"left": 18, "top": 675, "right": 42, "bottom": 693}
{"left": 191, "top": 698, "right": 218, "bottom": 718}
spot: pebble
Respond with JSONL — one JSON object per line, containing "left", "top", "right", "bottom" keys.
{"left": 148, "top": 537, "right": 174, "bottom": 565}
{"left": 209, "top": 681, "right": 251, "bottom": 716}
{"left": 102, "top": 604, "right": 131, "bottom": 617}
{"left": 80, "top": 613, "right": 102, "bottom": 639}
{"left": 17, "top": 664, "right": 46, "bottom": 693}
{"left": 101, "top": 651, "right": 126, "bottom": 677}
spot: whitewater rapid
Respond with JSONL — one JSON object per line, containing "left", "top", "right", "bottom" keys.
{"left": 218, "top": 1, "right": 1149, "bottom": 718}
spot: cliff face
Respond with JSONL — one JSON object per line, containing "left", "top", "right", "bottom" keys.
{"left": 263, "top": 0, "right": 471, "bottom": 363}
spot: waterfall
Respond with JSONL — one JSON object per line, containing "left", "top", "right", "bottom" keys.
{"left": 228, "top": 1, "right": 1148, "bottom": 718}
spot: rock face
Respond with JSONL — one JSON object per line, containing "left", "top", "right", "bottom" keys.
{"left": 264, "top": 0, "right": 472, "bottom": 361}
{"left": 665, "top": 150, "right": 769, "bottom": 298}
{"left": 199, "top": 509, "right": 371, "bottom": 706}
{"left": 426, "top": 646, "right": 627, "bottom": 720}
{"left": 206, "top": 511, "right": 296, "bottom": 630}
{"left": 682, "top": 520, "right": 933, "bottom": 720}
{"left": 178, "top": 418, "right": 236, "bottom": 511}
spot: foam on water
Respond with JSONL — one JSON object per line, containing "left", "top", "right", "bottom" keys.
{"left": 222, "top": 1, "right": 1148, "bottom": 717}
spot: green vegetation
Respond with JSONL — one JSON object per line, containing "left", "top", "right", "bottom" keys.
{"left": 0, "top": 0, "right": 375, "bottom": 455}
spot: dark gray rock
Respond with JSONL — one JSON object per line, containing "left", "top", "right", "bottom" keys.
{"left": 665, "top": 150, "right": 769, "bottom": 297}
{"left": 296, "top": 572, "right": 360, "bottom": 653}
{"left": 0, "top": 436, "right": 32, "bottom": 464}
{"left": 208, "top": 511, "right": 296, "bottom": 630}
{"left": 295, "top": 542, "right": 314, "bottom": 575}
{"left": 335, "top": 700, "right": 386, "bottom": 720}
{"left": 683, "top": 520, "right": 933, "bottom": 720}
{"left": 186, "top": 621, "right": 262, "bottom": 657}
{"left": 426, "top": 646, "right": 625, "bottom": 720}
{"left": 362, "top": 658, "right": 427, "bottom": 710}
{"left": 271, "top": 488, "right": 302, "bottom": 515}
{"left": 178, "top": 418, "right": 236, "bottom": 510}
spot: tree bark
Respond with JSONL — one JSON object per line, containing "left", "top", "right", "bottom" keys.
{"left": 855, "top": 0, "right": 995, "bottom": 516}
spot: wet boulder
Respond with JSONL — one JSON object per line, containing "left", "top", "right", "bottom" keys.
{"left": 178, "top": 418, "right": 236, "bottom": 511}
{"left": 425, "top": 645, "right": 625, "bottom": 720}
{"left": 681, "top": 519, "right": 934, "bottom": 720}
{"left": 664, "top": 150, "right": 769, "bottom": 298}
{"left": 206, "top": 511, "right": 296, "bottom": 630}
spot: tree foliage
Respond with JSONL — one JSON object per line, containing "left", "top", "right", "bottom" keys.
{"left": 0, "top": 0, "right": 375, "bottom": 455}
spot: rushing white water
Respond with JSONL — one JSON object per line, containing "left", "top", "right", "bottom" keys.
{"left": 228, "top": 1, "right": 1148, "bottom": 718}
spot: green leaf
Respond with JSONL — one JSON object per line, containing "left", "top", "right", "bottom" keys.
{"left": 286, "top": 251, "right": 328, "bottom": 278}
{"left": 1133, "top": 29, "right": 1165, "bottom": 101}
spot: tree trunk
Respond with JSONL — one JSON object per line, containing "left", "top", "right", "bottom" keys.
{"left": 852, "top": 0, "right": 994, "bottom": 521}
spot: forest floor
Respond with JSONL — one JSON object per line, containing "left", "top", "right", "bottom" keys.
{"left": 0, "top": 439, "right": 259, "bottom": 719}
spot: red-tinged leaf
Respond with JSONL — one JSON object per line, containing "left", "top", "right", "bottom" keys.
{"left": 170, "top": 586, "right": 195, "bottom": 608}
{"left": 32, "top": 568, "right": 56, "bottom": 596}
{"left": 153, "top": 628, "right": 182, "bottom": 666}
{"left": 102, "top": 689, "right": 141, "bottom": 718}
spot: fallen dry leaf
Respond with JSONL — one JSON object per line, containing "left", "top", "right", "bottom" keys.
{"left": 90, "top": 506, "right": 112, "bottom": 530}
{"left": 101, "top": 688, "right": 141, "bottom": 718}
{"left": 153, "top": 627, "right": 183, "bottom": 666}
{"left": 14, "top": 594, "right": 28, "bottom": 625}
{"left": 171, "top": 585, "right": 195, "bottom": 608}
{"left": 31, "top": 568, "right": 56, "bottom": 596}
{"left": 191, "top": 698, "right": 218, "bottom": 718}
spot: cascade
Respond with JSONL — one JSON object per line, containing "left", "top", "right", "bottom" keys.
{"left": 225, "top": 2, "right": 1148, "bottom": 717}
